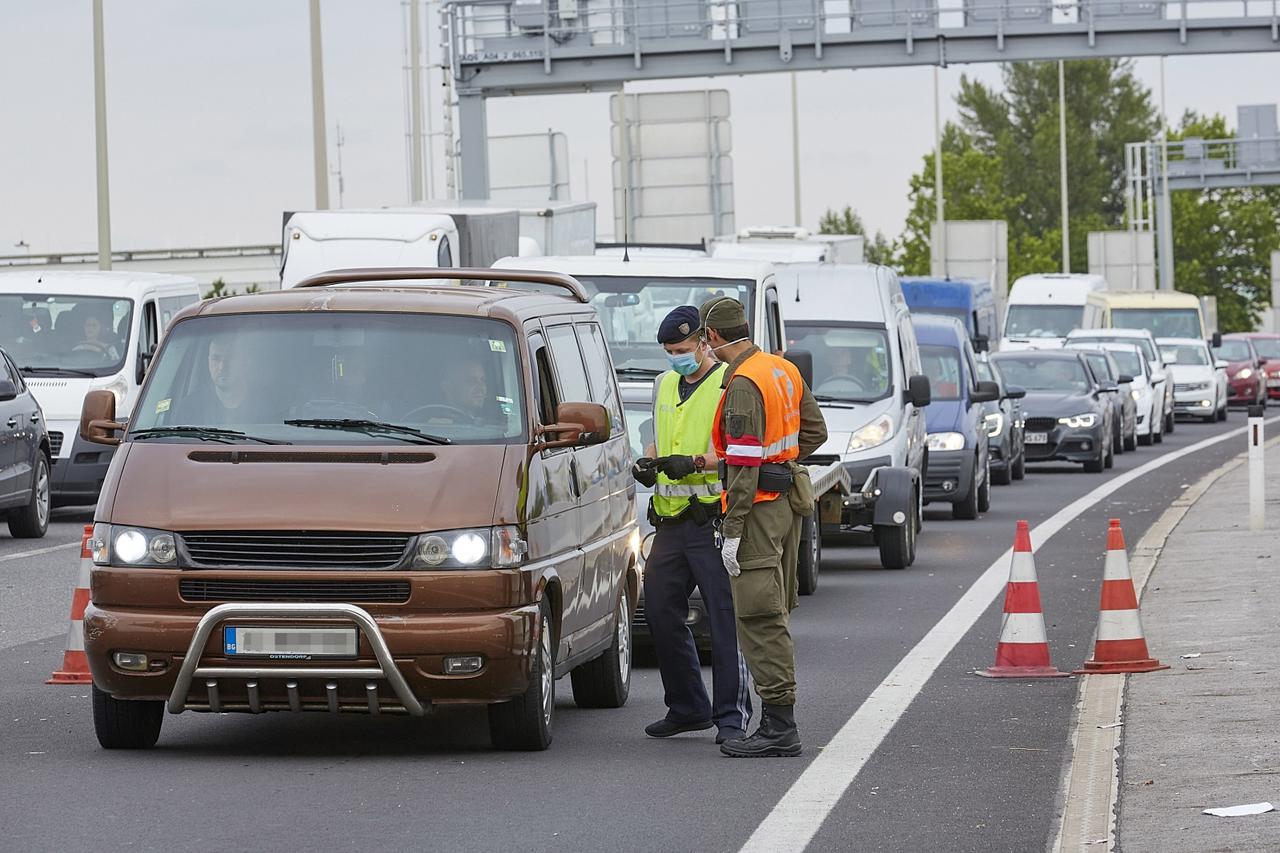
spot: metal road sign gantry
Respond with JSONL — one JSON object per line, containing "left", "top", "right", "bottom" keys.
{"left": 443, "top": 0, "right": 1280, "bottom": 198}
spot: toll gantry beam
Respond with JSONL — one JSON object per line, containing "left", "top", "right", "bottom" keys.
{"left": 445, "top": 0, "right": 1280, "bottom": 197}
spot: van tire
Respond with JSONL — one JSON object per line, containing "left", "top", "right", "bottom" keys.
{"left": 570, "top": 588, "right": 631, "bottom": 709}
{"left": 876, "top": 490, "right": 917, "bottom": 570}
{"left": 953, "top": 458, "right": 980, "bottom": 520}
{"left": 797, "top": 514, "right": 820, "bottom": 596}
{"left": 490, "top": 600, "right": 555, "bottom": 750}
{"left": 92, "top": 685, "right": 163, "bottom": 749}
{"left": 9, "top": 454, "right": 49, "bottom": 539}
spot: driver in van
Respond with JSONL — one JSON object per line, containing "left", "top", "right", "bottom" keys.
{"left": 439, "top": 357, "right": 493, "bottom": 419}
{"left": 206, "top": 336, "right": 252, "bottom": 417}
{"left": 75, "top": 314, "right": 120, "bottom": 361}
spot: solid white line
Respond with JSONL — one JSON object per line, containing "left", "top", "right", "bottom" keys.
{"left": 0, "top": 540, "right": 80, "bottom": 563}
{"left": 739, "top": 417, "right": 1280, "bottom": 853}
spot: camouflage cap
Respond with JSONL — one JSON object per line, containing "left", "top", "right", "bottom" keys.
{"left": 698, "top": 295, "right": 748, "bottom": 333}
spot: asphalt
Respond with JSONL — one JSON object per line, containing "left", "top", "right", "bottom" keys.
{"left": 0, "top": 414, "right": 1259, "bottom": 852}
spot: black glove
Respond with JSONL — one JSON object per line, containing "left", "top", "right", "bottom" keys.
{"left": 632, "top": 457, "right": 659, "bottom": 488}
{"left": 657, "top": 455, "right": 697, "bottom": 480}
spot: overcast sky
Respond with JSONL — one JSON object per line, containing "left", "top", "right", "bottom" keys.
{"left": 3, "top": 1, "right": 1279, "bottom": 255}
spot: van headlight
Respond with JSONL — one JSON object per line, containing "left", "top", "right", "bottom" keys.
{"left": 92, "top": 523, "right": 177, "bottom": 567}
{"left": 1058, "top": 413, "right": 1098, "bottom": 429}
{"left": 410, "top": 525, "right": 527, "bottom": 569}
{"left": 926, "top": 432, "right": 965, "bottom": 451}
{"left": 1130, "top": 389, "right": 1142, "bottom": 401}
{"left": 983, "top": 412, "right": 1005, "bottom": 438}
{"left": 847, "top": 415, "right": 894, "bottom": 453}
{"left": 95, "top": 375, "right": 130, "bottom": 410}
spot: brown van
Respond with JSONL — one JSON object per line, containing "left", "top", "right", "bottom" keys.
{"left": 80, "top": 269, "right": 638, "bottom": 751}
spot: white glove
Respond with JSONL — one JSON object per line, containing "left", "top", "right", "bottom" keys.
{"left": 721, "top": 537, "right": 741, "bottom": 577}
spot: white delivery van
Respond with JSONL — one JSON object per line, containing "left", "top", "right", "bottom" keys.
{"left": 515, "top": 201, "right": 597, "bottom": 257}
{"left": 1000, "top": 273, "right": 1109, "bottom": 351}
{"left": 709, "top": 226, "right": 865, "bottom": 264}
{"left": 776, "top": 263, "right": 931, "bottom": 569}
{"left": 0, "top": 271, "right": 201, "bottom": 504}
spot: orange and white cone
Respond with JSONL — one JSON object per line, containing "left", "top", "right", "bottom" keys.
{"left": 1075, "top": 519, "right": 1169, "bottom": 675}
{"left": 978, "top": 520, "right": 1068, "bottom": 678}
{"left": 47, "top": 524, "right": 95, "bottom": 685}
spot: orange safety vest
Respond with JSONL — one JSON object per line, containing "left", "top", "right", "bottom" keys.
{"left": 712, "top": 350, "right": 803, "bottom": 508}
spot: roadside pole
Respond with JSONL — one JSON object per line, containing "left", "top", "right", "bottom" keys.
{"left": 1249, "top": 405, "right": 1265, "bottom": 531}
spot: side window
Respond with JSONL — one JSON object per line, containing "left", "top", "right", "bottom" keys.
{"left": 158, "top": 296, "right": 189, "bottom": 331}
{"left": 0, "top": 353, "right": 17, "bottom": 386}
{"left": 528, "top": 331, "right": 558, "bottom": 427}
{"left": 963, "top": 343, "right": 980, "bottom": 391}
{"left": 438, "top": 235, "right": 453, "bottom": 268}
{"left": 546, "top": 324, "right": 592, "bottom": 405}
{"left": 765, "top": 287, "right": 782, "bottom": 354}
{"left": 576, "top": 322, "right": 623, "bottom": 432}
{"left": 898, "top": 316, "right": 922, "bottom": 377}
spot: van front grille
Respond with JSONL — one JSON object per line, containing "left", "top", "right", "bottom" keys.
{"left": 180, "top": 531, "right": 412, "bottom": 569}
{"left": 179, "top": 578, "right": 411, "bottom": 603}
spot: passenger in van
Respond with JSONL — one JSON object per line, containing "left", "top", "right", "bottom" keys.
{"left": 73, "top": 314, "right": 120, "bottom": 361}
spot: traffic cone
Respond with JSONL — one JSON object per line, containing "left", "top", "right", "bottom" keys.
{"left": 1075, "top": 519, "right": 1169, "bottom": 675}
{"left": 978, "top": 520, "right": 1068, "bottom": 678}
{"left": 47, "top": 525, "right": 95, "bottom": 685}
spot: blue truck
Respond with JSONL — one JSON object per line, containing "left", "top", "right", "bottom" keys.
{"left": 900, "top": 277, "right": 998, "bottom": 353}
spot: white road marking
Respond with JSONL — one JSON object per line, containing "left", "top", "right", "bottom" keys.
{"left": 0, "top": 540, "right": 80, "bottom": 563}
{"left": 739, "top": 418, "right": 1280, "bottom": 853}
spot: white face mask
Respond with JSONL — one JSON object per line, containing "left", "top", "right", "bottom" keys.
{"left": 707, "top": 336, "right": 748, "bottom": 355}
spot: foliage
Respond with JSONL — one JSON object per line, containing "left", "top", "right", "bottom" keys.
{"left": 817, "top": 205, "right": 894, "bottom": 265}
{"left": 203, "top": 279, "right": 265, "bottom": 299}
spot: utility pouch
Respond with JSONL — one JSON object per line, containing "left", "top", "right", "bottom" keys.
{"left": 758, "top": 462, "right": 795, "bottom": 495}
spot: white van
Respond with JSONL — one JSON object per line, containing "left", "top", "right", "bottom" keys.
{"left": 1001, "top": 273, "right": 1108, "bottom": 351}
{"left": 709, "top": 226, "right": 865, "bottom": 264}
{"left": 775, "top": 263, "right": 931, "bottom": 569}
{"left": 0, "top": 271, "right": 202, "bottom": 504}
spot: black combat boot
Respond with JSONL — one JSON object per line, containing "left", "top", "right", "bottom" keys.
{"left": 719, "top": 703, "right": 801, "bottom": 757}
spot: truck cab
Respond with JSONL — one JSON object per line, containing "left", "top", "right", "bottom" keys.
{"left": 900, "top": 276, "right": 997, "bottom": 353}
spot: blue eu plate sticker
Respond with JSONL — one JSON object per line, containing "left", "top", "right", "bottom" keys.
{"left": 223, "top": 627, "right": 237, "bottom": 655}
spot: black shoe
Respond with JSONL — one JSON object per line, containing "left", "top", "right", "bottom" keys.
{"left": 645, "top": 717, "right": 714, "bottom": 738}
{"left": 720, "top": 703, "right": 802, "bottom": 757}
{"left": 715, "top": 727, "right": 746, "bottom": 745}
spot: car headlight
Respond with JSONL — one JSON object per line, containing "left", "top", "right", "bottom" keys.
{"left": 410, "top": 525, "right": 527, "bottom": 569}
{"left": 926, "top": 432, "right": 966, "bottom": 451}
{"left": 1058, "top": 412, "right": 1098, "bottom": 429}
{"left": 1187, "top": 381, "right": 1210, "bottom": 391}
{"left": 1237, "top": 368, "right": 1254, "bottom": 380}
{"left": 92, "top": 523, "right": 178, "bottom": 567}
{"left": 983, "top": 412, "right": 1005, "bottom": 438}
{"left": 847, "top": 415, "right": 894, "bottom": 453}
{"left": 1130, "top": 389, "right": 1142, "bottom": 401}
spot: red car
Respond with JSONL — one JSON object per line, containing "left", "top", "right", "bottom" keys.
{"left": 1237, "top": 333, "right": 1280, "bottom": 401}
{"left": 1214, "top": 335, "right": 1267, "bottom": 406}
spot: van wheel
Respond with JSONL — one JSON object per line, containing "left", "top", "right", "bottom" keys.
{"left": 876, "top": 491, "right": 917, "bottom": 569}
{"left": 570, "top": 588, "right": 631, "bottom": 709}
{"left": 797, "top": 514, "right": 820, "bottom": 596}
{"left": 490, "top": 600, "right": 555, "bottom": 750}
{"left": 92, "top": 685, "right": 163, "bottom": 749}
{"left": 9, "top": 454, "right": 50, "bottom": 539}
{"left": 953, "top": 458, "right": 980, "bottom": 520}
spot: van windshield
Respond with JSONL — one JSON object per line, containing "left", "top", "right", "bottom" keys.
{"left": 1004, "top": 305, "right": 1082, "bottom": 338}
{"left": 787, "top": 323, "right": 892, "bottom": 401}
{"left": 919, "top": 345, "right": 963, "bottom": 401}
{"left": 131, "top": 312, "right": 527, "bottom": 444}
{"left": 0, "top": 293, "right": 134, "bottom": 378}
{"left": 571, "top": 276, "right": 755, "bottom": 376}
{"left": 1112, "top": 308, "right": 1201, "bottom": 339}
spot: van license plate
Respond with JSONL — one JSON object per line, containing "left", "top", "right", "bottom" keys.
{"left": 1025, "top": 432, "right": 1049, "bottom": 445}
{"left": 223, "top": 626, "right": 358, "bottom": 659}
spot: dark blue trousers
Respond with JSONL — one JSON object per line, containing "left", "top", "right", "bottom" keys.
{"left": 643, "top": 516, "right": 751, "bottom": 731}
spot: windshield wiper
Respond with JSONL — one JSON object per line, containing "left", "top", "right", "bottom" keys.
{"left": 813, "top": 394, "right": 876, "bottom": 404}
{"left": 130, "top": 426, "right": 290, "bottom": 445}
{"left": 282, "top": 418, "right": 451, "bottom": 445}
{"left": 615, "top": 366, "right": 663, "bottom": 377}
{"left": 19, "top": 366, "right": 98, "bottom": 378}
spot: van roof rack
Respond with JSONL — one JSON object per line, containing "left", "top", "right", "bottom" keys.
{"left": 594, "top": 240, "right": 706, "bottom": 252}
{"left": 292, "top": 267, "right": 589, "bottom": 303}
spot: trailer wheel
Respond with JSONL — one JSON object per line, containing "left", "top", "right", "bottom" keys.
{"left": 875, "top": 490, "right": 917, "bottom": 570}
{"left": 797, "top": 512, "right": 820, "bottom": 596}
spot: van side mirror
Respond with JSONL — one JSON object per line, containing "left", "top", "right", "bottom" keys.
{"left": 0, "top": 379, "right": 16, "bottom": 402}
{"left": 80, "top": 389, "right": 124, "bottom": 446}
{"left": 536, "top": 401, "right": 610, "bottom": 450}
{"left": 1117, "top": 374, "right": 1135, "bottom": 384}
{"left": 1003, "top": 384, "right": 1026, "bottom": 400}
{"left": 971, "top": 380, "right": 1000, "bottom": 404}
{"left": 783, "top": 348, "right": 814, "bottom": 390}
{"left": 972, "top": 333, "right": 990, "bottom": 354}
{"left": 1211, "top": 332, "right": 1223, "bottom": 348}
{"left": 906, "top": 374, "right": 931, "bottom": 407}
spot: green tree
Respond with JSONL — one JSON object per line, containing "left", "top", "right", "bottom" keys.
{"left": 204, "top": 278, "right": 227, "bottom": 300}
{"left": 818, "top": 205, "right": 894, "bottom": 265}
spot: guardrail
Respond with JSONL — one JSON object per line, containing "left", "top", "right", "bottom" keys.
{"left": 0, "top": 244, "right": 282, "bottom": 270}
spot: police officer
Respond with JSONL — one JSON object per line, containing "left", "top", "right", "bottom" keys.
{"left": 701, "top": 296, "right": 827, "bottom": 758}
{"left": 633, "top": 306, "right": 752, "bottom": 745}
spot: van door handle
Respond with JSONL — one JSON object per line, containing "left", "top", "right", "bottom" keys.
{"left": 6, "top": 418, "right": 16, "bottom": 428}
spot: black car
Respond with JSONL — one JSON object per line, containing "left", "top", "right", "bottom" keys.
{"left": 0, "top": 349, "right": 51, "bottom": 537}
{"left": 990, "top": 350, "right": 1115, "bottom": 473}
{"left": 975, "top": 358, "right": 1026, "bottom": 485}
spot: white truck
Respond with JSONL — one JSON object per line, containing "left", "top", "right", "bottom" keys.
{"left": 709, "top": 226, "right": 865, "bottom": 264}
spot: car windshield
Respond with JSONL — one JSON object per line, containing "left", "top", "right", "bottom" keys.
{"left": 787, "top": 323, "right": 892, "bottom": 401}
{"left": 1214, "top": 340, "right": 1253, "bottom": 361}
{"left": 1072, "top": 335, "right": 1159, "bottom": 364}
{"left": 993, "top": 357, "right": 1091, "bottom": 392}
{"left": 1004, "top": 304, "right": 1082, "bottom": 338}
{"left": 1250, "top": 338, "right": 1280, "bottom": 359}
{"left": 1101, "top": 348, "right": 1143, "bottom": 377}
{"left": 571, "top": 276, "right": 755, "bottom": 374}
{"left": 623, "top": 401, "right": 655, "bottom": 492}
{"left": 920, "top": 344, "right": 963, "bottom": 401}
{"left": 1082, "top": 353, "right": 1114, "bottom": 382}
{"left": 1160, "top": 344, "right": 1209, "bottom": 366}
{"left": 0, "top": 293, "right": 134, "bottom": 378}
{"left": 131, "top": 312, "right": 527, "bottom": 444}
{"left": 1112, "top": 308, "right": 1201, "bottom": 339}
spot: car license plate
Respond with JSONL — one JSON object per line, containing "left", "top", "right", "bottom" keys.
{"left": 223, "top": 626, "right": 358, "bottom": 659}
{"left": 1025, "top": 432, "right": 1049, "bottom": 445}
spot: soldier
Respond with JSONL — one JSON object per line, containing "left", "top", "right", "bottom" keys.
{"left": 701, "top": 296, "right": 827, "bottom": 758}
{"left": 633, "top": 306, "right": 751, "bottom": 745}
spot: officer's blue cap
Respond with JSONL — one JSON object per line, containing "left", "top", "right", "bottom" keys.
{"left": 657, "top": 305, "right": 701, "bottom": 344}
